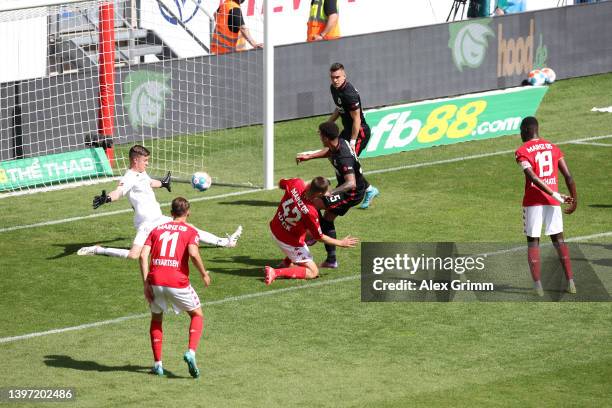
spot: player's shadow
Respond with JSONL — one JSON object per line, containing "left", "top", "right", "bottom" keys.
{"left": 219, "top": 200, "right": 278, "bottom": 207}
{"left": 211, "top": 255, "right": 270, "bottom": 277}
{"left": 571, "top": 243, "right": 612, "bottom": 267}
{"left": 48, "top": 238, "right": 128, "bottom": 260}
{"left": 43, "top": 355, "right": 186, "bottom": 379}
{"left": 588, "top": 204, "right": 612, "bottom": 208}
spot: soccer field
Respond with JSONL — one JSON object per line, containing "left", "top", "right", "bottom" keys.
{"left": 1, "top": 73, "right": 611, "bottom": 407}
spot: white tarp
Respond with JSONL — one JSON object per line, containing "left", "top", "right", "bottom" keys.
{"left": 0, "top": 10, "right": 47, "bottom": 83}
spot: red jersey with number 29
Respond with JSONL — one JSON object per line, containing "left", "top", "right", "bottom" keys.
{"left": 515, "top": 138, "right": 563, "bottom": 207}
{"left": 269, "top": 178, "right": 323, "bottom": 247}
{"left": 144, "top": 221, "right": 199, "bottom": 288}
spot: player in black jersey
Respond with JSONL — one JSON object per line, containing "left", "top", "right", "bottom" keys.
{"left": 329, "top": 62, "right": 378, "bottom": 208}
{"left": 296, "top": 121, "right": 369, "bottom": 268}
{"left": 329, "top": 63, "right": 369, "bottom": 155}
{"left": 303, "top": 63, "right": 380, "bottom": 208}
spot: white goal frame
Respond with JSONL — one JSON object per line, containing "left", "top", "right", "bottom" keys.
{"left": 0, "top": 0, "right": 275, "bottom": 195}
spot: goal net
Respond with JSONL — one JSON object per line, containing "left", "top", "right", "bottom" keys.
{"left": 0, "top": 0, "right": 264, "bottom": 195}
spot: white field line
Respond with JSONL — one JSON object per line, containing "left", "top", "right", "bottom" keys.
{"left": 1, "top": 231, "right": 611, "bottom": 345}
{"left": 0, "top": 177, "right": 121, "bottom": 200}
{"left": 0, "top": 189, "right": 261, "bottom": 233}
{"left": 0, "top": 275, "right": 358, "bottom": 345}
{"left": 366, "top": 134, "right": 612, "bottom": 175}
{"left": 2, "top": 133, "right": 611, "bottom": 235}
{"left": 570, "top": 141, "right": 612, "bottom": 147}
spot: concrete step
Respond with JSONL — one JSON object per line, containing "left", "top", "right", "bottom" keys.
{"left": 59, "top": 28, "right": 148, "bottom": 47}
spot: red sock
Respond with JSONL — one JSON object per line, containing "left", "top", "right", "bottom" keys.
{"left": 556, "top": 243, "right": 574, "bottom": 280}
{"left": 150, "top": 319, "right": 163, "bottom": 362}
{"left": 275, "top": 266, "right": 307, "bottom": 279}
{"left": 527, "top": 246, "right": 541, "bottom": 282}
{"left": 188, "top": 315, "right": 203, "bottom": 352}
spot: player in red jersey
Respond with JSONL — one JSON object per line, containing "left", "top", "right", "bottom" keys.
{"left": 139, "top": 197, "right": 211, "bottom": 378}
{"left": 265, "top": 176, "right": 359, "bottom": 285}
{"left": 514, "top": 117, "right": 577, "bottom": 296}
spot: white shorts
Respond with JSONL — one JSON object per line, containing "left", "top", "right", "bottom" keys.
{"left": 133, "top": 216, "right": 173, "bottom": 246}
{"left": 523, "top": 205, "right": 563, "bottom": 238}
{"left": 271, "top": 233, "right": 313, "bottom": 264}
{"left": 149, "top": 284, "right": 201, "bottom": 315}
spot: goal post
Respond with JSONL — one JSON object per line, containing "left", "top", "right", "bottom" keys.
{"left": 0, "top": 0, "right": 270, "bottom": 195}
{"left": 263, "top": 0, "right": 274, "bottom": 190}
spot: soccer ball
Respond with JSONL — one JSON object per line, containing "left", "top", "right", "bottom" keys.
{"left": 191, "top": 172, "right": 212, "bottom": 192}
{"left": 528, "top": 69, "right": 547, "bottom": 86}
{"left": 541, "top": 67, "right": 556, "bottom": 84}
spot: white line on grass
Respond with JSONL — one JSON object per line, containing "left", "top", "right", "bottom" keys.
{"left": 0, "top": 189, "right": 260, "bottom": 233}
{"left": 3, "top": 228, "right": 612, "bottom": 345}
{"left": 570, "top": 141, "right": 612, "bottom": 147}
{"left": 1, "top": 231, "right": 611, "bottom": 345}
{"left": 0, "top": 275, "right": 358, "bottom": 345}
{"left": 1, "top": 134, "right": 611, "bottom": 235}
{"left": 366, "top": 134, "right": 612, "bottom": 176}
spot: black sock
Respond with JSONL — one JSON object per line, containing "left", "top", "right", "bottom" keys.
{"left": 320, "top": 218, "right": 337, "bottom": 263}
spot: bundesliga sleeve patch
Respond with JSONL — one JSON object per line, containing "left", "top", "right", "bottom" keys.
{"left": 519, "top": 161, "right": 532, "bottom": 170}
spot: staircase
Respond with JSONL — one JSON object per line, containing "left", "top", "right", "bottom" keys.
{"left": 50, "top": 8, "right": 171, "bottom": 73}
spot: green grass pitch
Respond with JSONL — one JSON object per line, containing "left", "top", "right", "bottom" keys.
{"left": 0, "top": 73, "right": 611, "bottom": 407}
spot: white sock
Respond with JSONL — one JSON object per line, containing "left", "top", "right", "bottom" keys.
{"left": 188, "top": 349, "right": 195, "bottom": 356}
{"left": 154, "top": 361, "right": 162, "bottom": 368}
{"left": 96, "top": 247, "right": 129, "bottom": 258}
{"left": 366, "top": 185, "right": 373, "bottom": 192}
{"left": 197, "top": 229, "right": 229, "bottom": 247}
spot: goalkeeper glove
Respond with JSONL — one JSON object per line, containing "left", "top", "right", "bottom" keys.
{"left": 93, "top": 190, "right": 112, "bottom": 209}
{"left": 160, "top": 171, "right": 172, "bottom": 192}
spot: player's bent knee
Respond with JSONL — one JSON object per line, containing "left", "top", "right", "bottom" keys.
{"left": 550, "top": 232, "right": 564, "bottom": 243}
{"left": 304, "top": 262, "right": 319, "bottom": 279}
{"left": 188, "top": 307, "right": 203, "bottom": 317}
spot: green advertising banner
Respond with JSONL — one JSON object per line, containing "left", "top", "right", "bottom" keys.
{"left": 0, "top": 148, "right": 113, "bottom": 192}
{"left": 361, "top": 86, "right": 548, "bottom": 158}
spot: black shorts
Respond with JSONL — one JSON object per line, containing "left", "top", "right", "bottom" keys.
{"left": 323, "top": 189, "right": 366, "bottom": 216}
{"left": 340, "top": 125, "right": 371, "bottom": 157}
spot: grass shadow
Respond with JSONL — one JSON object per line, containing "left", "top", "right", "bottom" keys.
{"left": 43, "top": 355, "right": 188, "bottom": 379}
{"left": 48, "top": 238, "right": 129, "bottom": 260}
{"left": 210, "top": 255, "right": 273, "bottom": 277}
{"left": 588, "top": 204, "right": 612, "bottom": 208}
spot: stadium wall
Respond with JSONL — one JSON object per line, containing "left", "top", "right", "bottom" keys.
{"left": 276, "top": 1, "right": 612, "bottom": 120}
{"left": 1, "top": 2, "right": 611, "bottom": 160}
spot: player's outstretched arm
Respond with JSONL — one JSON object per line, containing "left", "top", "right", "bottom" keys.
{"left": 149, "top": 171, "right": 171, "bottom": 192}
{"left": 320, "top": 234, "right": 359, "bottom": 248}
{"left": 92, "top": 186, "right": 123, "bottom": 209}
{"left": 296, "top": 148, "right": 330, "bottom": 164}
{"left": 558, "top": 158, "right": 577, "bottom": 214}
{"left": 189, "top": 244, "right": 210, "bottom": 287}
{"left": 160, "top": 171, "right": 171, "bottom": 192}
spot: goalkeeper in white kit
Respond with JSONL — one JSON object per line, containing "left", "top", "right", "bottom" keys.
{"left": 78, "top": 145, "right": 242, "bottom": 259}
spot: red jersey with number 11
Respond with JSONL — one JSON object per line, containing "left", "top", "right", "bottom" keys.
{"left": 269, "top": 178, "right": 323, "bottom": 247}
{"left": 144, "top": 221, "right": 199, "bottom": 288}
{"left": 515, "top": 138, "right": 563, "bottom": 207}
